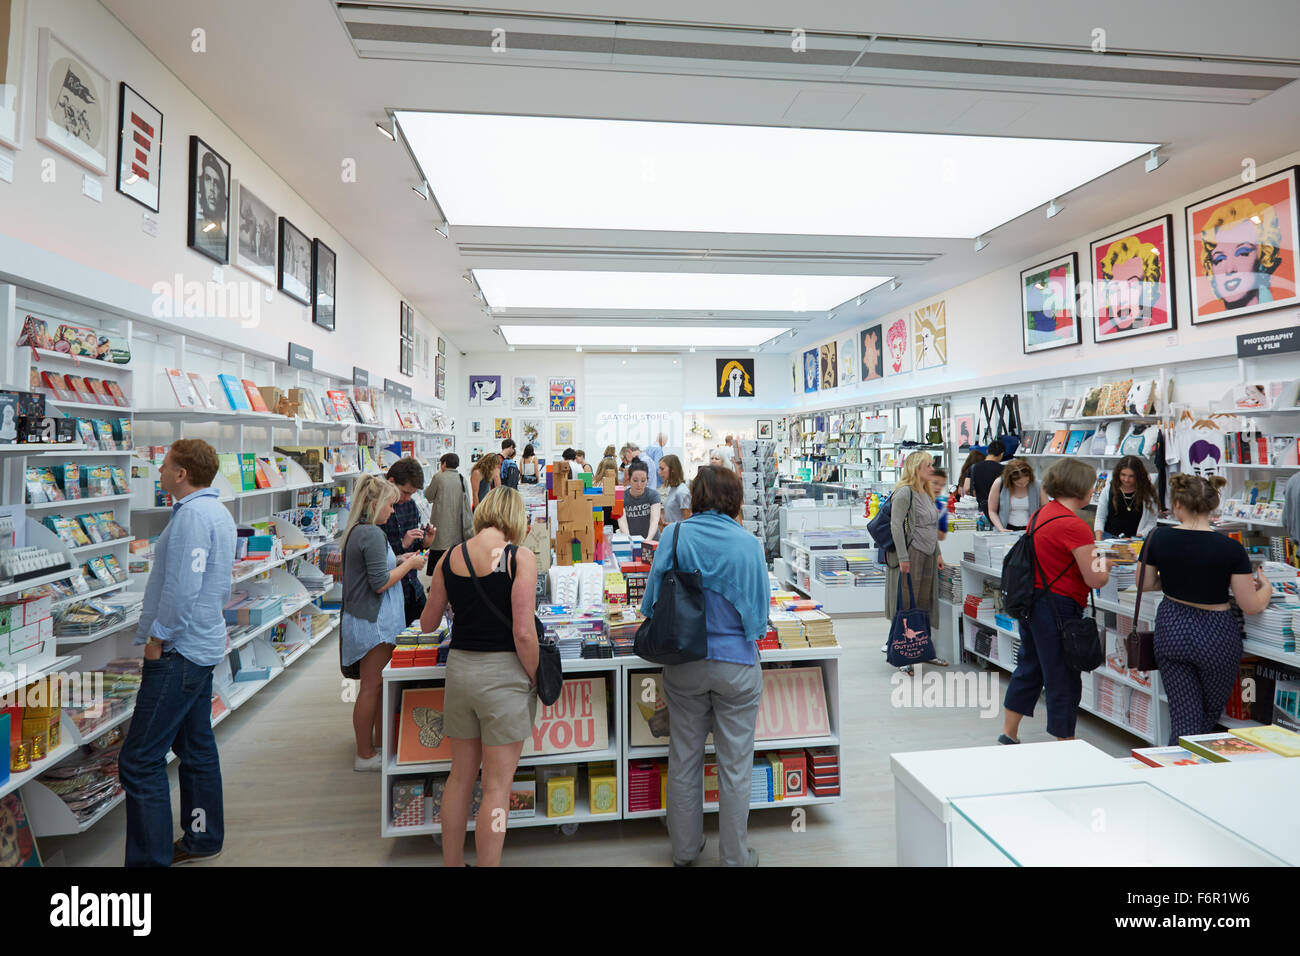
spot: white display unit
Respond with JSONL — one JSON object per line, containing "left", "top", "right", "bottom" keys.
{"left": 958, "top": 560, "right": 1171, "bottom": 745}
{"left": 776, "top": 503, "right": 883, "bottom": 614}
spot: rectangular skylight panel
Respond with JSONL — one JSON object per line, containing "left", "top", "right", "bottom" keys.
{"left": 395, "top": 111, "right": 1156, "bottom": 238}
{"left": 499, "top": 325, "right": 789, "bottom": 347}
{"left": 475, "top": 270, "right": 888, "bottom": 311}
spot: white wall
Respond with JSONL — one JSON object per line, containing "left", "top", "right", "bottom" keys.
{"left": 783, "top": 149, "right": 1300, "bottom": 415}
{"left": 0, "top": 0, "right": 454, "bottom": 399}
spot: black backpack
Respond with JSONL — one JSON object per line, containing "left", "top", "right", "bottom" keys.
{"left": 1000, "top": 512, "right": 1066, "bottom": 618}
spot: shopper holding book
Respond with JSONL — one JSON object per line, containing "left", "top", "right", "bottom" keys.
{"left": 1139, "top": 474, "right": 1272, "bottom": 744}
{"left": 419, "top": 487, "right": 538, "bottom": 867}
{"left": 641, "top": 465, "right": 767, "bottom": 867}
{"left": 343, "top": 475, "right": 427, "bottom": 772}
{"left": 1093, "top": 455, "right": 1159, "bottom": 540}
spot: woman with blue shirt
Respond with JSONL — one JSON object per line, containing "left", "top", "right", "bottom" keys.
{"left": 640, "top": 465, "right": 768, "bottom": 868}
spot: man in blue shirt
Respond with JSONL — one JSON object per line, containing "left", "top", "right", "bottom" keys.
{"left": 644, "top": 432, "right": 667, "bottom": 490}
{"left": 119, "top": 439, "right": 237, "bottom": 867}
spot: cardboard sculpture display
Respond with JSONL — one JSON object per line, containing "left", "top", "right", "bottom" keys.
{"left": 551, "top": 465, "right": 618, "bottom": 566}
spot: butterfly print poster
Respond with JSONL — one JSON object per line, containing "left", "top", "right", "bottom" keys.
{"left": 396, "top": 687, "right": 453, "bottom": 765}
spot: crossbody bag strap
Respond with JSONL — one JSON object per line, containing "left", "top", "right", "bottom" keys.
{"left": 461, "top": 541, "right": 515, "bottom": 633}
{"left": 1133, "top": 531, "right": 1152, "bottom": 622}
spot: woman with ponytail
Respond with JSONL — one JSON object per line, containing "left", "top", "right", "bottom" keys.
{"left": 1139, "top": 473, "right": 1273, "bottom": 744}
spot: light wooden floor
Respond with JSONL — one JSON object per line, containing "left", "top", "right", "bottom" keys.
{"left": 42, "top": 616, "right": 1134, "bottom": 866}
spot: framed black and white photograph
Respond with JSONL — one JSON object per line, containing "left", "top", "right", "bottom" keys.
{"left": 115, "top": 82, "right": 162, "bottom": 212}
{"left": 312, "top": 238, "right": 336, "bottom": 331}
{"left": 436, "top": 336, "right": 446, "bottom": 355}
{"left": 186, "top": 134, "right": 229, "bottom": 264}
{"left": 757, "top": 420, "right": 773, "bottom": 440}
{"left": 399, "top": 301, "right": 414, "bottom": 376}
{"left": 36, "top": 28, "right": 110, "bottom": 175}
{"left": 230, "top": 179, "right": 276, "bottom": 285}
{"left": 278, "top": 216, "right": 311, "bottom": 305}
{"left": 0, "top": 0, "right": 31, "bottom": 151}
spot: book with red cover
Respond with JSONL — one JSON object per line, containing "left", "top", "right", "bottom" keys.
{"left": 326, "top": 389, "right": 354, "bottom": 421}
{"left": 187, "top": 373, "right": 216, "bottom": 409}
{"left": 252, "top": 459, "right": 271, "bottom": 489}
{"left": 41, "top": 370, "right": 74, "bottom": 402}
{"left": 241, "top": 380, "right": 269, "bottom": 413}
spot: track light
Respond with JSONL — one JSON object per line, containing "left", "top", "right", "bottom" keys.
{"left": 508, "top": 345, "right": 515, "bottom": 352}
{"left": 434, "top": 222, "right": 449, "bottom": 240}
{"left": 973, "top": 235, "right": 989, "bottom": 252}
{"left": 855, "top": 295, "right": 863, "bottom": 307}
{"left": 1046, "top": 199, "right": 1064, "bottom": 219}
{"left": 462, "top": 272, "right": 473, "bottom": 284}
{"left": 689, "top": 346, "right": 696, "bottom": 353}
{"left": 575, "top": 346, "right": 582, "bottom": 352}
{"left": 1145, "top": 149, "right": 1167, "bottom": 173}
{"left": 412, "top": 181, "right": 429, "bottom": 200}
{"left": 889, "top": 279, "right": 901, "bottom": 292}
{"left": 631, "top": 346, "right": 638, "bottom": 352}
{"left": 376, "top": 120, "right": 395, "bottom": 141}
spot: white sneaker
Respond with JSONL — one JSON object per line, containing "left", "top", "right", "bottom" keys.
{"left": 354, "top": 753, "right": 383, "bottom": 772}
{"left": 881, "top": 642, "right": 888, "bottom": 654}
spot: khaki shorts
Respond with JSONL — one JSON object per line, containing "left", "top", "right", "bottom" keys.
{"left": 444, "top": 649, "right": 538, "bottom": 746}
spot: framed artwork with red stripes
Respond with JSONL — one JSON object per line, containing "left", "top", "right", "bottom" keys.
{"left": 116, "top": 82, "right": 162, "bottom": 212}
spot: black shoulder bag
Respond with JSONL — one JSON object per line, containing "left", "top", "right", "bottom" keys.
{"left": 1123, "top": 537, "right": 1158, "bottom": 671}
{"left": 462, "top": 542, "right": 562, "bottom": 705}
{"left": 1033, "top": 533, "right": 1104, "bottom": 672}
{"left": 633, "top": 523, "right": 709, "bottom": 665}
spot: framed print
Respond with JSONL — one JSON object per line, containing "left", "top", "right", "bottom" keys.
{"left": 953, "top": 414, "right": 975, "bottom": 450}
{"left": 553, "top": 420, "right": 575, "bottom": 447}
{"left": 716, "top": 358, "right": 754, "bottom": 398}
{"left": 469, "top": 374, "right": 503, "bottom": 407}
{"left": 277, "top": 217, "right": 311, "bottom": 305}
{"left": 395, "top": 687, "right": 453, "bottom": 765}
{"left": 0, "top": 0, "right": 28, "bottom": 150}
{"left": 802, "top": 348, "right": 819, "bottom": 392}
{"left": 518, "top": 417, "right": 543, "bottom": 450}
{"left": 913, "top": 300, "right": 947, "bottom": 369}
{"left": 494, "top": 417, "right": 512, "bottom": 440}
{"left": 860, "top": 324, "right": 884, "bottom": 381}
{"left": 1021, "top": 252, "right": 1081, "bottom": 354}
{"left": 230, "top": 179, "right": 276, "bottom": 285}
{"left": 115, "top": 82, "right": 161, "bottom": 211}
{"left": 757, "top": 419, "right": 773, "bottom": 440}
{"left": 549, "top": 377, "right": 577, "bottom": 413}
{"left": 513, "top": 375, "right": 538, "bottom": 409}
{"left": 838, "top": 335, "right": 857, "bottom": 386}
{"left": 399, "top": 302, "right": 414, "bottom": 376}
{"left": 436, "top": 336, "right": 446, "bottom": 355}
{"left": 311, "top": 238, "right": 336, "bottom": 331}
{"left": 35, "top": 28, "right": 109, "bottom": 174}
{"left": 1185, "top": 166, "right": 1298, "bottom": 324}
{"left": 470, "top": 419, "right": 483, "bottom": 435}
{"left": 884, "top": 316, "right": 911, "bottom": 376}
{"left": 819, "top": 342, "right": 838, "bottom": 389}
{"left": 1090, "top": 214, "right": 1176, "bottom": 342}
{"left": 187, "top": 135, "right": 229, "bottom": 264}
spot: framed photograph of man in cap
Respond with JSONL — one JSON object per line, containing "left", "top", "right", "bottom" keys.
{"left": 187, "top": 135, "right": 229, "bottom": 264}
{"left": 278, "top": 216, "right": 311, "bottom": 305}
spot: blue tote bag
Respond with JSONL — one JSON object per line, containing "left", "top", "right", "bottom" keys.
{"left": 887, "top": 574, "right": 937, "bottom": 668}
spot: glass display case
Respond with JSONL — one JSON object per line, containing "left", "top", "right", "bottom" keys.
{"left": 949, "top": 782, "right": 1284, "bottom": 866}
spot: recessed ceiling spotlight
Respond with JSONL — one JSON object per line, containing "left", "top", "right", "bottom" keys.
{"left": 889, "top": 279, "right": 901, "bottom": 292}
{"left": 375, "top": 120, "right": 395, "bottom": 141}
{"left": 1145, "top": 148, "right": 1167, "bottom": 173}
{"left": 974, "top": 235, "right": 989, "bottom": 252}
{"left": 1046, "top": 199, "right": 1064, "bottom": 219}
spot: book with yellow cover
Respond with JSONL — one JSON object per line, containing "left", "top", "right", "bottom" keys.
{"left": 1229, "top": 724, "right": 1300, "bottom": 757}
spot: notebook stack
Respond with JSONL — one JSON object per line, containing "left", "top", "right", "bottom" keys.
{"left": 1244, "top": 603, "right": 1297, "bottom": 653}
{"left": 769, "top": 609, "right": 806, "bottom": 648}
{"left": 962, "top": 593, "right": 996, "bottom": 625}
{"left": 751, "top": 760, "right": 773, "bottom": 803}
{"left": 814, "top": 553, "right": 849, "bottom": 584}
{"left": 627, "top": 761, "right": 662, "bottom": 813}
{"left": 973, "top": 532, "right": 1021, "bottom": 567}
{"left": 844, "top": 552, "right": 885, "bottom": 586}
{"left": 795, "top": 609, "right": 837, "bottom": 647}
{"left": 806, "top": 747, "right": 840, "bottom": 796}
{"left": 938, "top": 564, "right": 963, "bottom": 603}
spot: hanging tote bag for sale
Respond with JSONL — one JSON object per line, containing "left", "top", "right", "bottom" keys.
{"left": 926, "top": 404, "right": 944, "bottom": 446}
{"left": 973, "top": 396, "right": 1002, "bottom": 453}
{"left": 634, "top": 523, "right": 709, "bottom": 665}
{"left": 998, "top": 393, "right": 1023, "bottom": 458}
{"left": 887, "top": 574, "right": 937, "bottom": 667}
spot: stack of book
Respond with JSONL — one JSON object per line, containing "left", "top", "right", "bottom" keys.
{"left": 627, "top": 761, "right": 661, "bottom": 813}
{"left": 844, "top": 552, "right": 885, "bottom": 586}
{"left": 769, "top": 609, "right": 804, "bottom": 648}
{"left": 1243, "top": 602, "right": 1297, "bottom": 653}
{"left": 962, "top": 593, "right": 996, "bottom": 624}
{"left": 814, "top": 553, "right": 848, "bottom": 583}
{"left": 938, "top": 564, "right": 962, "bottom": 603}
{"left": 795, "top": 609, "right": 837, "bottom": 647}
{"left": 750, "top": 759, "right": 773, "bottom": 803}
{"left": 757, "top": 626, "right": 780, "bottom": 652}
{"left": 806, "top": 747, "right": 840, "bottom": 796}
{"left": 974, "top": 532, "right": 1021, "bottom": 568}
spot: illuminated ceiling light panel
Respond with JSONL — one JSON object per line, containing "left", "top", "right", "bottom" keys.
{"left": 500, "top": 325, "right": 790, "bottom": 348}
{"left": 474, "top": 270, "right": 887, "bottom": 311}
{"left": 395, "top": 112, "right": 1156, "bottom": 238}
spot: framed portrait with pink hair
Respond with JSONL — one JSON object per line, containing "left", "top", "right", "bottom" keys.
{"left": 1020, "top": 252, "right": 1081, "bottom": 354}
{"left": 883, "top": 316, "right": 911, "bottom": 377}
{"left": 1089, "top": 214, "right": 1176, "bottom": 343}
{"left": 1184, "top": 166, "right": 1298, "bottom": 324}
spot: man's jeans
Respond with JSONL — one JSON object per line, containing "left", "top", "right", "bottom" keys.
{"left": 118, "top": 650, "right": 225, "bottom": 867}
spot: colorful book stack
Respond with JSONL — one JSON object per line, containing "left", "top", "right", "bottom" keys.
{"left": 844, "top": 552, "right": 884, "bottom": 586}
{"left": 962, "top": 593, "right": 995, "bottom": 624}
{"left": 627, "top": 760, "right": 661, "bottom": 813}
{"left": 757, "top": 626, "right": 780, "bottom": 652}
{"left": 806, "top": 747, "right": 840, "bottom": 796}
{"left": 1130, "top": 746, "right": 1213, "bottom": 767}
{"left": 795, "top": 609, "right": 837, "bottom": 647}
{"left": 750, "top": 759, "right": 773, "bottom": 803}
{"left": 1177, "top": 732, "right": 1279, "bottom": 762}
{"left": 769, "top": 609, "right": 806, "bottom": 648}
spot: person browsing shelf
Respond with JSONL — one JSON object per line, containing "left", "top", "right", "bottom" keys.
{"left": 967, "top": 440, "right": 1006, "bottom": 519}
{"left": 987, "top": 458, "right": 1041, "bottom": 532}
{"left": 618, "top": 460, "right": 661, "bottom": 541}
{"left": 1140, "top": 474, "right": 1272, "bottom": 744}
{"left": 884, "top": 452, "right": 948, "bottom": 666}
{"left": 574, "top": 449, "right": 593, "bottom": 474}
{"left": 120, "top": 439, "right": 236, "bottom": 867}
{"left": 424, "top": 453, "right": 474, "bottom": 575}
{"left": 419, "top": 487, "right": 538, "bottom": 867}
{"left": 470, "top": 452, "right": 501, "bottom": 511}
{"left": 518, "top": 443, "right": 540, "bottom": 484}
{"left": 1093, "top": 455, "right": 1159, "bottom": 540}
{"left": 956, "top": 449, "right": 984, "bottom": 503}
{"left": 499, "top": 439, "right": 520, "bottom": 490}
{"left": 382, "top": 458, "right": 435, "bottom": 626}
{"left": 658, "top": 453, "right": 692, "bottom": 528}
{"left": 1000, "top": 458, "right": 1110, "bottom": 744}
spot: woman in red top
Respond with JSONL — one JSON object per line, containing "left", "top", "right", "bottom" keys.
{"left": 1000, "top": 459, "right": 1111, "bottom": 743}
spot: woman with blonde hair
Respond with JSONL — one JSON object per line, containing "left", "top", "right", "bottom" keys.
{"left": 987, "top": 458, "right": 1042, "bottom": 532}
{"left": 419, "top": 486, "right": 538, "bottom": 866}
{"left": 469, "top": 452, "right": 501, "bottom": 510}
{"left": 884, "top": 451, "right": 947, "bottom": 666}
{"left": 1139, "top": 474, "right": 1272, "bottom": 744}
{"left": 341, "top": 475, "right": 428, "bottom": 771}
{"left": 658, "top": 453, "right": 692, "bottom": 528}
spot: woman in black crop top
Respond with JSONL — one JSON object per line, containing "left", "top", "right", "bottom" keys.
{"left": 419, "top": 486, "right": 538, "bottom": 867}
{"left": 1139, "top": 475, "right": 1272, "bottom": 745}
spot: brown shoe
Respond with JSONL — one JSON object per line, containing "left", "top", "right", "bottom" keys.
{"left": 172, "top": 840, "right": 222, "bottom": 865}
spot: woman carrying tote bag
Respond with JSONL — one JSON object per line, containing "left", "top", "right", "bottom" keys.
{"left": 884, "top": 452, "right": 947, "bottom": 668}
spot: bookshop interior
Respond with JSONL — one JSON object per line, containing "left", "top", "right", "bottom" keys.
{"left": 3, "top": 0, "right": 1300, "bottom": 872}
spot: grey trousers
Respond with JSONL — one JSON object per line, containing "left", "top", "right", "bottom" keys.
{"left": 662, "top": 658, "right": 763, "bottom": 866}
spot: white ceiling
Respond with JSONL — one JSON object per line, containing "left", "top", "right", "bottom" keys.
{"left": 101, "top": 0, "right": 1300, "bottom": 352}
